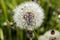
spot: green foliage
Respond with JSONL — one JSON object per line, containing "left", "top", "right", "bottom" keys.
{"left": 0, "top": 0, "right": 60, "bottom": 40}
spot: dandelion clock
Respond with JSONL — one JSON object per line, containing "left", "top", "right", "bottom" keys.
{"left": 38, "top": 30, "right": 60, "bottom": 40}
{"left": 13, "top": 1, "right": 44, "bottom": 40}
{"left": 44, "top": 30, "right": 60, "bottom": 40}
{"left": 13, "top": 1, "right": 44, "bottom": 30}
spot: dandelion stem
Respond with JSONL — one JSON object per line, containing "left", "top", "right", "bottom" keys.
{"left": 16, "top": 28, "right": 20, "bottom": 40}
{"left": 30, "top": 37, "right": 32, "bottom": 40}
{"left": 16, "top": 28, "right": 23, "bottom": 40}
{"left": 19, "top": 30, "right": 23, "bottom": 40}
{"left": 0, "top": 28, "right": 4, "bottom": 40}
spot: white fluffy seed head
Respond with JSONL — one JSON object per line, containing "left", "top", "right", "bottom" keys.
{"left": 44, "top": 30, "right": 60, "bottom": 40}
{"left": 38, "top": 30, "right": 60, "bottom": 40}
{"left": 13, "top": 1, "right": 44, "bottom": 30}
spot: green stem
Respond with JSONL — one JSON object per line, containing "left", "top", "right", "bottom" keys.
{"left": 16, "top": 28, "right": 20, "bottom": 40}
{"left": 34, "top": 30, "right": 38, "bottom": 40}
{"left": 19, "top": 30, "right": 23, "bottom": 40}
{"left": 16, "top": 28, "right": 23, "bottom": 40}
{"left": 1, "top": 0, "right": 8, "bottom": 21}
{"left": 0, "top": 28, "right": 4, "bottom": 40}
{"left": 1, "top": 0, "right": 12, "bottom": 40}
{"left": 30, "top": 37, "right": 32, "bottom": 40}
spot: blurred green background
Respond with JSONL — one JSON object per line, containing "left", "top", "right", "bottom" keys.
{"left": 0, "top": 0, "right": 60, "bottom": 40}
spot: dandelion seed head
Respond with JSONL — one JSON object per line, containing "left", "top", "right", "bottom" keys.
{"left": 44, "top": 30, "right": 60, "bottom": 40}
{"left": 38, "top": 30, "right": 60, "bottom": 40}
{"left": 13, "top": 1, "right": 44, "bottom": 30}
